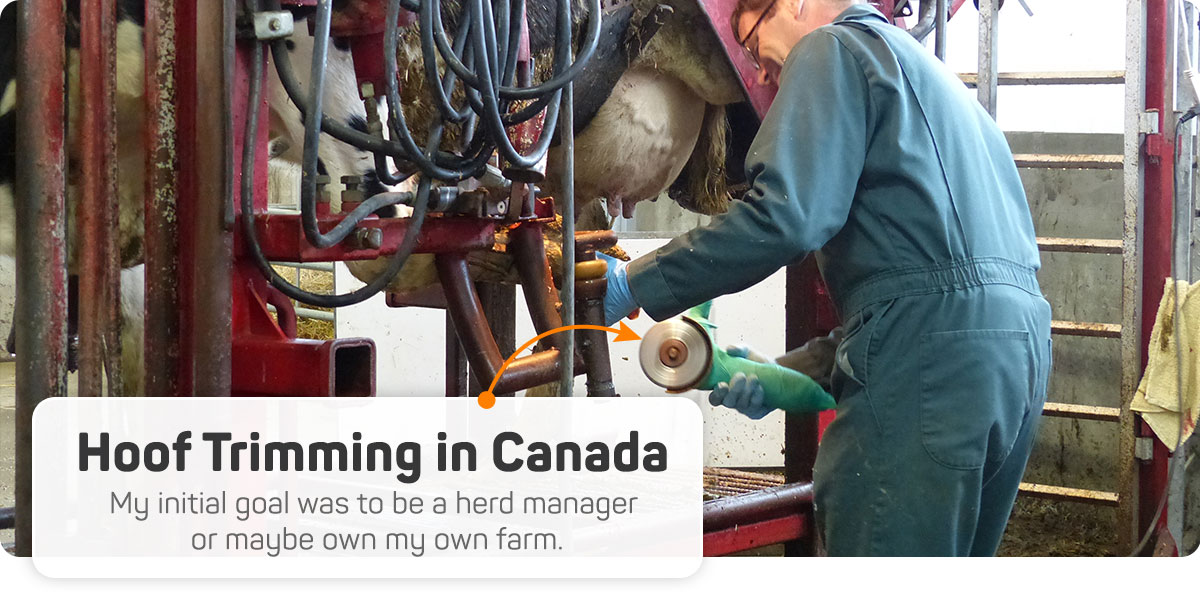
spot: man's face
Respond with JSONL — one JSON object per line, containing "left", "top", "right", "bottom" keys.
{"left": 736, "top": 0, "right": 819, "bottom": 87}
{"left": 737, "top": 0, "right": 793, "bottom": 87}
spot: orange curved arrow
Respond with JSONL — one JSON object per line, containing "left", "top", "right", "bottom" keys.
{"left": 477, "top": 321, "right": 640, "bottom": 408}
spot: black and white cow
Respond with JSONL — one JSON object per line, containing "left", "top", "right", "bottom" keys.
{"left": 0, "top": 1, "right": 393, "bottom": 393}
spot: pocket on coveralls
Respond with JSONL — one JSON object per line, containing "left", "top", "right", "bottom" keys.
{"left": 918, "top": 329, "right": 1034, "bottom": 470}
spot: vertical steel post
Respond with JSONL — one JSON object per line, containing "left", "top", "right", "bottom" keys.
{"left": 559, "top": 80, "right": 576, "bottom": 396}
{"left": 1118, "top": 0, "right": 1147, "bottom": 557}
{"left": 144, "top": 0, "right": 183, "bottom": 396}
{"left": 78, "top": 0, "right": 121, "bottom": 396}
{"left": 14, "top": 0, "right": 68, "bottom": 557}
{"left": 1140, "top": 0, "right": 1175, "bottom": 554}
{"left": 782, "top": 259, "right": 823, "bottom": 557}
{"left": 181, "top": 0, "right": 233, "bottom": 396}
{"left": 977, "top": 0, "right": 999, "bottom": 118}
{"left": 934, "top": 0, "right": 947, "bottom": 61}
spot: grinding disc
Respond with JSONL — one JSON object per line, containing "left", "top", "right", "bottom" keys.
{"left": 639, "top": 318, "right": 712, "bottom": 391}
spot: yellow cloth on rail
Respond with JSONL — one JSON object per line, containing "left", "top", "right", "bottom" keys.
{"left": 1131, "top": 278, "right": 1200, "bottom": 451}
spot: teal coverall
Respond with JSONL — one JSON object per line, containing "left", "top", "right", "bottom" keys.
{"left": 625, "top": 5, "right": 1052, "bottom": 556}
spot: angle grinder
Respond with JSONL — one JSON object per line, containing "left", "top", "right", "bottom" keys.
{"left": 638, "top": 303, "right": 836, "bottom": 413}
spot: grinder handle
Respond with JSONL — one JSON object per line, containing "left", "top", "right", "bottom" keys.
{"left": 700, "top": 349, "right": 836, "bottom": 413}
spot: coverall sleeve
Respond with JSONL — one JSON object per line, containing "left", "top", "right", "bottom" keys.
{"left": 626, "top": 31, "right": 871, "bottom": 321}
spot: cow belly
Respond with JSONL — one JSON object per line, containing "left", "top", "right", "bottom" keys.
{"left": 549, "top": 67, "right": 706, "bottom": 219}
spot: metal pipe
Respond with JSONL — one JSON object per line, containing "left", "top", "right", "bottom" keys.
{"left": 703, "top": 482, "right": 814, "bottom": 533}
{"left": 934, "top": 0, "right": 948, "bottom": 61}
{"left": 977, "top": 0, "right": 1000, "bottom": 118}
{"left": 144, "top": 0, "right": 183, "bottom": 395}
{"left": 438, "top": 252, "right": 584, "bottom": 395}
{"left": 1139, "top": 0, "right": 1176, "bottom": 553}
{"left": 907, "top": 0, "right": 937, "bottom": 41}
{"left": 14, "top": 0, "right": 69, "bottom": 558}
{"left": 782, "top": 259, "right": 826, "bottom": 556}
{"left": 266, "top": 304, "right": 335, "bottom": 323}
{"left": 78, "top": 0, "right": 120, "bottom": 397}
{"left": 510, "top": 222, "right": 565, "bottom": 346}
{"left": 559, "top": 84, "right": 575, "bottom": 396}
{"left": 188, "top": 0, "right": 234, "bottom": 396}
{"left": 445, "top": 314, "right": 469, "bottom": 396}
{"left": 576, "top": 277, "right": 616, "bottom": 396}
{"left": 437, "top": 253, "right": 507, "bottom": 387}
{"left": 270, "top": 261, "right": 337, "bottom": 273}
{"left": 1117, "top": 0, "right": 1146, "bottom": 556}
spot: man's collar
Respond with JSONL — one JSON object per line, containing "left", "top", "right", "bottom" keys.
{"left": 833, "top": 3, "right": 889, "bottom": 24}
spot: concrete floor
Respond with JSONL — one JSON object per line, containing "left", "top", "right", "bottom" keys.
{"left": 1, "top": 360, "right": 14, "bottom": 548}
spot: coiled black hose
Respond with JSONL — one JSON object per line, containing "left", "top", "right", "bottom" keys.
{"left": 240, "top": 0, "right": 437, "bottom": 309}
{"left": 248, "top": 0, "right": 593, "bottom": 306}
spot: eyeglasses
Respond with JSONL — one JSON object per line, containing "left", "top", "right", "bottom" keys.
{"left": 736, "top": 0, "right": 779, "bottom": 71}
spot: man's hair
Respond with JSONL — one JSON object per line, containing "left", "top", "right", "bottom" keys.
{"left": 730, "top": 0, "right": 866, "bottom": 40}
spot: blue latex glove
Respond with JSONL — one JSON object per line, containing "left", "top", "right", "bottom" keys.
{"left": 599, "top": 252, "right": 639, "bottom": 326}
{"left": 707, "top": 346, "right": 774, "bottom": 420}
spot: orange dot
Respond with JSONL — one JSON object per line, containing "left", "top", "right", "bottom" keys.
{"left": 477, "top": 391, "right": 496, "bottom": 409}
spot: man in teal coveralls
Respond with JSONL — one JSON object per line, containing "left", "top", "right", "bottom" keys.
{"left": 602, "top": 0, "right": 1053, "bottom": 556}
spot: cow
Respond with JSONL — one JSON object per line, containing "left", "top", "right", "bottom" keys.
{"left": 348, "top": 0, "right": 751, "bottom": 292}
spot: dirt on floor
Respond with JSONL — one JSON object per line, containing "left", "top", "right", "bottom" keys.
{"left": 998, "top": 497, "right": 1117, "bottom": 556}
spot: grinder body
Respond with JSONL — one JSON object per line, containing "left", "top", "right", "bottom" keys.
{"left": 639, "top": 303, "right": 835, "bottom": 414}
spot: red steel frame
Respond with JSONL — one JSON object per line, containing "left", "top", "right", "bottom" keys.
{"left": 20, "top": 0, "right": 1171, "bottom": 558}
{"left": 1139, "top": 0, "right": 1175, "bottom": 555}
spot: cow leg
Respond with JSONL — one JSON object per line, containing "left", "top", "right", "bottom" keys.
{"left": 119, "top": 264, "right": 144, "bottom": 396}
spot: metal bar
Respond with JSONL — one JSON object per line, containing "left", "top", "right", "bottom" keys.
{"left": 265, "top": 305, "right": 335, "bottom": 322}
{"left": 782, "top": 259, "right": 826, "bottom": 557}
{"left": 14, "top": 0, "right": 69, "bottom": 558}
{"left": 78, "top": 0, "right": 120, "bottom": 397}
{"left": 187, "top": 0, "right": 233, "bottom": 396}
{"left": 511, "top": 222, "right": 566, "bottom": 348}
{"left": 703, "top": 482, "right": 814, "bottom": 533}
{"left": 252, "top": 214, "right": 494, "bottom": 262}
{"left": 1042, "top": 402, "right": 1123, "bottom": 423}
{"left": 1037, "top": 236, "right": 1124, "bottom": 254}
{"left": 1117, "top": 0, "right": 1146, "bottom": 556}
{"left": 934, "top": 0, "right": 947, "bottom": 61}
{"left": 476, "top": 282, "right": 516, "bottom": 397}
{"left": 1141, "top": 0, "right": 1174, "bottom": 552}
{"left": 959, "top": 70, "right": 1127, "bottom": 86}
{"left": 270, "top": 261, "right": 337, "bottom": 273}
{"left": 232, "top": 336, "right": 375, "bottom": 397}
{"left": 445, "top": 313, "right": 468, "bottom": 397}
{"left": 1014, "top": 154, "right": 1125, "bottom": 169}
{"left": 437, "top": 252, "right": 583, "bottom": 395}
{"left": 144, "top": 0, "right": 182, "bottom": 396}
{"left": 559, "top": 82, "right": 576, "bottom": 396}
{"left": 703, "top": 514, "right": 808, "bottom": 556}
{"left": 977, "top": 0, "right": 1000, "bottom": 118}
{"left": 1051, "top": 319, "right": 1122, "bottom": 338}
{"left": 0, "top": 507, "right": 13, "bottom": 530}
{"left": 576, "top": 277, "right": 616, "bottom": 396}
{"left": 1018, "top": 482, "right": 1121, "bottom": 507}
